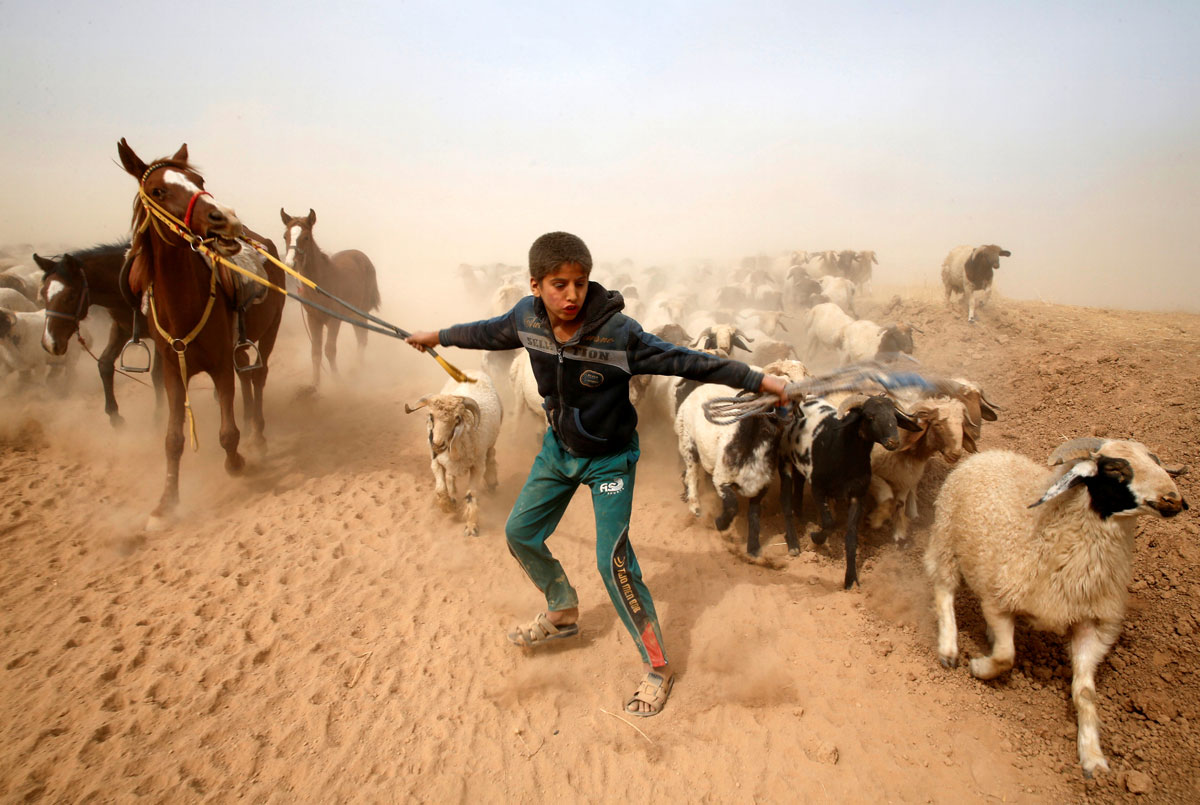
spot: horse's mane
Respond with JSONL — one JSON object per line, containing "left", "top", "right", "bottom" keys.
{"left": 70, "top": 241, "right": 131, "bottom": 260}
{"left": 125, "top": 157, "right": 205, "bottom": 296}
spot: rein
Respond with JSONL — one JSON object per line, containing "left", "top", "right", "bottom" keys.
{"left": 134, "top": 182, "right": 472, "bottom": 383}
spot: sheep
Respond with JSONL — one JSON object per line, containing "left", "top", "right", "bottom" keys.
{"left": 817, "top": 276, "right": 857, "bottom": 316}
{"left": 404, "top": 371, "right": 503, "bottom": 537}
{"left": 803, "top": 250, "right": 841, "bottom": 280}
{"left": 690, "top": 324, "right": 752, "bottom": 358}
{"left": 0, "top": 265, "right": 41, "bottom": 304}
{"left": 784, "top": 268, "right": 824, "bottom": 311}
{"left": 508, "top": 350, "right": 549, "bottom": 439}
{"left": 849, "top": 250, "right": 877, "bottom": 291}
{"left": 779, "top": 394, "right": 921, "bottom": 585}
{"left": 925, "top": 437, "right": 1188, "bottom": 777}
{"left": 839, "top": 320, "right": 916, "bottom": 365}
{"left": 490, "top": 281, "right": 525, "bottom": 316}
{"left": 941, "top": 378, "right": 999, "bottom": 453}
{"left": 674, "top": 381, "right": 784, "bottom": 556}
{"left": 0, "top": 309, "right": 76, "bottom": 387}
{"left": 801, "top": 302, "right": 855, "bottom": 364}
{"left": 866, "top": 398, "right": 967, "bottom": 543}
{"left": 941, "top": 244, "right": 1011, "bottom": 323}
{"left": 0, "top": 288, "right": 38, "bottom": 313}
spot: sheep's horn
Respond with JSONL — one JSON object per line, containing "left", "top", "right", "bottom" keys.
{"left": 836, "top": 394, "right": 870, "bottom": 417}
{"left": 910, "top": 324, "right": 924, "bottom": 334}
{"left": 979, "top": 389, "right": 1002, "bottom": 413}
{"left": 735, "top": 328, "right": 754, "bottom": 344}
{"left": 462, "top": 397, "right": 481, "bottom": 425}
{"left": 1047, "top": 437, "right": 1107, "bottom": 467}
{"left": 1030, "top": 460, "right": 1097, "bottom": 507}
{"left": 404, "top": 395, "right": 432, "bottom": 414}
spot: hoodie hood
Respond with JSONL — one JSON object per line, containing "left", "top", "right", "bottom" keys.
{"left": 532, "top": 281, "right": 625, "bottom": 343}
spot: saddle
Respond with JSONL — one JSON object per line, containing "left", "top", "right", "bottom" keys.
{"left": 209, "top": 241, "right": 269, "bottom": 312}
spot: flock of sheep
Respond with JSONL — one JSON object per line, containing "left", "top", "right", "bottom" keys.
{"left": 2, "top": 240, "right": 1190, "bottom": 778}
{"left": 426, "top": 246, "right": 1187, "bottom": 778}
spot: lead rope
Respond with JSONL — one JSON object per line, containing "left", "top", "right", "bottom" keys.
{"left": 145, "top": 269, "right": 218, "bottom": 450}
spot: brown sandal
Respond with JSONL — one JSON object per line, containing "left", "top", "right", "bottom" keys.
{"left": 624, "top": 671, "right": 674, "bottom": 717}
{"left": 507, "top": 612, "right": 580, "bottom": 647}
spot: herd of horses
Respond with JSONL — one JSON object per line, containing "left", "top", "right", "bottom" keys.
{"left": 34, "top": 140, "right": 381, "bottom": 529}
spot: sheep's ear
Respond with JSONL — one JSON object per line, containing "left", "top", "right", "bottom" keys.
{"left": 999, "top": 249, "right": 1011, "bottom": 257}
{"left": 1029, "top": 460, "right": 1097, "bottom": 508}
{"left": 962, "top": 431, "right": 979, "bottom": 453}
{"left": 894, "top": 408, "right": 923, "bottom": 432}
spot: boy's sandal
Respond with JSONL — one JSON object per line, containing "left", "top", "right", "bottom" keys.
{"left": 507, "top": 612, "right": 580, "bottom": 647}
{"left": 624, "top": 671, "right": 674, "bottom": 717}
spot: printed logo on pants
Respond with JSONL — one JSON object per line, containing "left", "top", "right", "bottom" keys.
{"left": 598, "top": 477, "right": 625, "bottom": 495}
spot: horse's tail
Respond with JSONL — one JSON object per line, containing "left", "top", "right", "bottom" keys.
{"left": 363, "top": 257, "right": 381, "bottom": 312}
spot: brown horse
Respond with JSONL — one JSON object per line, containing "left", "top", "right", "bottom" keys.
{"left": 280, "top": 209, "right": 381, "bottom": 389}
{"left": 117, "top": 139, "right": 286, "bottom": 529}
{"left": 35, "top": 244, "right": 165, "bottom": 426}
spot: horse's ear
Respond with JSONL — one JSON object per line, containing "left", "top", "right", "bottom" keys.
{"left": 117, "top": 138, "right": 146, "bottom": 178}
{"left": 307, "top": 209, "right": 316, "bottom": 226}
{"left": 172, "top": 143, "right": 189, "bottom": 163}
{"left": 280, "top": 208, "right": 290, "bottom": 225}
{"left": 33, "top": 254, "right": 56, "bottom": 274}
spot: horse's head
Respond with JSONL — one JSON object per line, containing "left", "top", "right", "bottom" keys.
{"left": 279, "top": 208, "right": 317, "bottom": 268}
{"left": 117, "top": 138, "right": 243, "bottom": 256}
{"left": 34, "top": 252, "right": 88, "bottom": 355}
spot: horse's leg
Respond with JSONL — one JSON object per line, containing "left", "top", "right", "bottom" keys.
{"left": 99, "top": 321, "right": 125, "bottom": 427}
{"left": 354, "top": 320, "right": 368, "bottom": 367}
{"left": 215, "top": 364, "right": 244, "bottom": 475}
{"left": 151, "top": 345, "right": 166, "bottom": 419}
{"left": 307, "top": 308, "right": 323, "bottom": 389}
{"left": 324, "top": 318, "right": 342, "bottom": 377}
{"left": 148, "top": 357, "right": 186, "bottom": 530}
{"left": 251, "top": 364, "right": 268, "bottom": 449}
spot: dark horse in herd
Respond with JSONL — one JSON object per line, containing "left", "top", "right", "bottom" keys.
{"left": 115, "top": 139, "right": 286, "bottom": 529}
{"left": 280, "top": 208, "right": 380, "bottom": 389}
{"left": 35, "top": 244, "right": 165, "bottom": 425}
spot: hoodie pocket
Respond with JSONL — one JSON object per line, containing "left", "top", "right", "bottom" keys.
{"left": 569, "top": 407, "right": 608, "bottom": 444}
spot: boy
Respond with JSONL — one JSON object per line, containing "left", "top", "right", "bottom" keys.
{"left": 407, "top": 232, "right": 787, "bottom": 716}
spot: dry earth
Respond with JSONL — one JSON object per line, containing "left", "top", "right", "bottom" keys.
{"left": 1, "top": 281, "right": 1197, "bottom": 803}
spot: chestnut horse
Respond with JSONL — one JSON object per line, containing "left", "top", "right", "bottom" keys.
{"left": 35, "top": 244, "right": 165, "bottom": 425}
{"left": 280, "top": 209, "right": 381, "bottom": 389}
{"left": 117, "top": 139, "right": 286, "bottom": 529}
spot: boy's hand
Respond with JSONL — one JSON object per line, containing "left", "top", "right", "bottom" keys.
{"left": 760, "top": 374, "right": 790, "bottom": 407}
{"left": 406, "top": 331, "right": 440, "bottom": 352}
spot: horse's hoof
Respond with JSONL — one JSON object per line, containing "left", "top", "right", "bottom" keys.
{"left": 145, "top": 513, "right": 172, "bottom": 532}
{"left": 788, "top": 547, "right": 800, "bottom": 557}
{"left": 108, "top": 414, "right": 126, "bottom": 428}
{"left": 226, "top": 454, "right": 246, "bottom": 475}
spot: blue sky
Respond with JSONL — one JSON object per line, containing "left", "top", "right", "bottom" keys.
{"left": 2, "top": 1, "right": 1197, "bottom": 310}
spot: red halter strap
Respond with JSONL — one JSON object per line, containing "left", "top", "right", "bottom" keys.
{"left": 183, "top": 190, "right": 212, "bottom": 229}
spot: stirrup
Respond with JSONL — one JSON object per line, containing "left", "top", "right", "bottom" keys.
{"left": 119, "top": 338, "right": 152, "bottom": 373}
{"left": 233, "top": 339, "right": 262, "bottom": 373}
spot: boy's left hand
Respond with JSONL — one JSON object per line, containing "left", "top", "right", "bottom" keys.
{"left": 760, "top": 374, "right": 790, "bottom": 407}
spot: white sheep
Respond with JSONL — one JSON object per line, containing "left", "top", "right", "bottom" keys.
{"left": 0, "top": 309, "right": 77, "bottom": 387}
{"left": 925, "top": 437, "right": 1188, "bottom": 776}
{"left": 839, "top": 320, "right": 916, "bottom": 365}
{"left": 0, "top": 288, "right": 38, "bottom": 313}
{"left": 490, "top": 281, "right": 525, "bottom": 317}
{"left": 941, "top": 244, "right": 1011, "bottom": 323}
{"left": 507, "top": 350, "right": 548, "bottom": 439}
{"left": 866, "top": 398, "right": 967, "bottom": 542}
{"left": 817, "top": 276, "right": 857, "bottom": 317}
{"left": 801, "top": 302, "right": 855, "bottom": 364}
{"left": 404, "top": 371, "right": 503, "bottom": 537}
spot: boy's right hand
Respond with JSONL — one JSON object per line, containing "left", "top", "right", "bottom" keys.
{"left": 406, "top": 331, "right": 440, "bottom": 352}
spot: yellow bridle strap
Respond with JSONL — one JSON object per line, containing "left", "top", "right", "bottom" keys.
{"left": 146, "top": 269, "right": 218, "bottom": 451}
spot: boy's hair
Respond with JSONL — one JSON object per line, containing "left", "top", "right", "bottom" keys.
{"left": 529, "top": 232, "right": 592, "bottom": 282}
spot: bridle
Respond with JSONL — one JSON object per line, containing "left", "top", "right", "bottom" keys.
{"left": 43, "top": 266, "right": 90, "bottom": 330}
{"left": 137, "top": 161, "right": 217, "bottom": 249}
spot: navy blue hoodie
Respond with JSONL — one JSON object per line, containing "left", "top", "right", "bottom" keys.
{"left": 439, "top": 282, "right": 764, "bottom": 457}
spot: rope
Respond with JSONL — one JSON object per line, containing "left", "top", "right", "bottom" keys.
{"left": 75, "top": 332, "right": 153, "bottom": 387}
{"left": 135, "top": 188, "right": 473, "bottom": 383}
{"left": 146, "top": 270, "right": 218, "bottom": 450}
{"left": 701, "top": 362, "right": 964, "bottom": 425}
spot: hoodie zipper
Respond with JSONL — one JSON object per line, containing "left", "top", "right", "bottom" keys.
{"left": 555, "top": 344, "right": 566, "bottom": 436}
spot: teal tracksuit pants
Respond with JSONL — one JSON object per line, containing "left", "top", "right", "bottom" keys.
{"left": 505, "top": 429, "right": 667, "bottom": 667}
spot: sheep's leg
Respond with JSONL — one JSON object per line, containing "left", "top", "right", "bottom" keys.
{"left": 932, "top": 581, "right": 960, "bottom": 667}
{"left": 866, "top": 477, "right": 893, "bottom": 531}
{"left": 810, "top": 490, "right": 834, "bottom": 545}
{"left": 715, "top": 484, "right": 738, "bottom": 533}
{"left": 432, "top": 460, "right": 453, "bottom": 512}
{"left": 1071, "top": 619, "right": 1120, "bottom": 777}
{"left": 484, "top": 445, "right": 499, "bottom": 492}
{"left": 842, "top": 497, "right": 864, "bottom": 590}
{"left": 969, "top": 605, "right": 1015, "bottom": 680}
{"left": 463, "top": 467, "right": 480, "bottom": 537}
{"left": 904, "top": 489, "right": 919, "bottom": 521}
{"left": 745, "top": 488, "right": 766, "bottom": 556}
{"left": 966, "top": 289, "right": 978, "bottom": 323}
{"left": 779, "top": 465, "right": 802, "bottom": 556}
{"left": 681, "top": 443, "right": 701, "bottom": 516}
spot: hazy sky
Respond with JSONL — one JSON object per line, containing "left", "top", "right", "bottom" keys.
{"left": 3, "top": 1, "right": 1197, "bottom": 311}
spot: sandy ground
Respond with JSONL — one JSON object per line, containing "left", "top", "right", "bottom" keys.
{"left": 1, "top": 282, "right": 1198, "bottom": 803}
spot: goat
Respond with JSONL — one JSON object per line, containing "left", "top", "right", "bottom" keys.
{"left": 941, "top": 244, "right": 1011, "bottom": 323}
{"left": 404, "top": 371, "right": 503, "bottom": 537}
{"left": 925, "top": 437, "right": 1187, "bottom": 776}
{"left": 817, "top": 276, "right": 857, "bottom": 317}
{"left": 801, "top": 302, "right": 855, "bottom": 364}
{"left": 780, "top": 394, "right": 921, "bottom": 585}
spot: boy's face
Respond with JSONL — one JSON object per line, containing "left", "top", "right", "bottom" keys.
{"left": 531, "top": 262, "right": 589, "bottom": 324}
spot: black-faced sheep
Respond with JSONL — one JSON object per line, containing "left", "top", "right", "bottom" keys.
{"left": 925, "top": 437, "right": 1188, "bottom": 776}
{"left": 780, "top": 394, "right": 921, "bottom": 585}
{"left": 941, "top": 244, "right": 1011, "bottom": 323}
